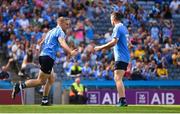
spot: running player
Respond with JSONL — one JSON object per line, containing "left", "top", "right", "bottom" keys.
{"left": 11, "top": 17, "right": 78, "bottom": 106}
{"left": 94, "top": 12, "right": 130, "bottom": 106}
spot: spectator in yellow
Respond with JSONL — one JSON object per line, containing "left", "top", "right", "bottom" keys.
{"left": 156, "top": 63, "right": 168, "bottom": 79}
{"left": 69, "top": 77, "right": 87, "bottom": 104}
{"left": 172, "top": 49, "right": 179, "bottom": 66}
{"left": 134, "top": 45, "right": 145, "bottom": 61}
{"left": 70, "top": 61, "right": 82, "bottom": 77}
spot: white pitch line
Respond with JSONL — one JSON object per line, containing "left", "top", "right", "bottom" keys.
{"left": 0, "top": 113, "right": 179, "bottom": 114}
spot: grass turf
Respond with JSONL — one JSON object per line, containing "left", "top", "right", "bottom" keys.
{"left": 0, "top": 105, "right": 180, "bottom": 113}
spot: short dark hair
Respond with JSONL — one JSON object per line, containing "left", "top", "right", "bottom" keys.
{"left": 57, "top": 17, "right": 71, "bottom": 24}
{"left": 111, "top": 12, "right": 124, "bottom": 21}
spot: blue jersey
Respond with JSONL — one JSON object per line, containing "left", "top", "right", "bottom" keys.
{"left": 40, "top": 26, "right": 65, "bottom": 60}
{"left": 111, "top": 23, "right": 130, "bottom": 63}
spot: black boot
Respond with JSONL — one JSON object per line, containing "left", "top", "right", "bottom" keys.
{"left": 41, "top": 96, "right": 51, "bottom": 106}
{"left": 11, "top": 83, "right": 21, "bottom": 99}
{"left": 117, "top": 97, "right": 128, "bottom": 107}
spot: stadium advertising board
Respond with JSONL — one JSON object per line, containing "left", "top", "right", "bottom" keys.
{"left": 86, "top": 89, "right": 180, "bottom": 105}
{"left": 0, "top": 90, "right": 23, "bottom": 104}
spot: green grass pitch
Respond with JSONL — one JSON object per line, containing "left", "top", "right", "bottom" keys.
{"left": 0, "top": 105, "right": 180, "bottom": 113}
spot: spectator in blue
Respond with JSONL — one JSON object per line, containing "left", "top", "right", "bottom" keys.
{"left": 8, "top": 15, "right": 20, "bottom": 28}
{"left": 82, "top": 62, "right": 93, "bottom": 78}
{"left": 31, "top": 26, "right": 42, "bottom": 42}
{"left": 150, "top": 21, "right": 160, "bottom": 41}
{"left": 85, "top": 1, "right": 95, "bottom": 20}
{"left": 84, "top": 19, "right": 94, "bottom": 43}
{"left": 63, "top": 56, "right": 74, "bottom": 76}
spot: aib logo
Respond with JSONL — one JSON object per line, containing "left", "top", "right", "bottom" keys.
{"left": 136, "top": 92, "right": 149, "bottom": 104}
{"left": 87, "top": 92, "right": 100, "bottom": 104}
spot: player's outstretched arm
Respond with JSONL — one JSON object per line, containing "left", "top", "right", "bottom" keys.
{"left": 37, "top": 33, "right": 46, "bottom": 47}
{"left": 70, "top": 49, "right": 78, "bottom": 56}
{"left": 58, "top": 38, "right": 78, "bottom": 56}
{"left": 94, "top": 38, "right": 118, "bottom": 51}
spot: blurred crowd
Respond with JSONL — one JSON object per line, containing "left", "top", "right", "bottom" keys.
{"left": 0, "top": 0, "right": 179, "bottom": 81}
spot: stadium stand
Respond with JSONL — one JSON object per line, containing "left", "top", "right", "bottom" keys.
{"left": 0, "top": 0, "right": 179, "bottom": 88}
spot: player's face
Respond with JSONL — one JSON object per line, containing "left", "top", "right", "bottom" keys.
{"left": 110, "top": 15, "right": 115, "bottom": 26}
{"left": 62, "top": 20, "right": 70, "bottom": 31}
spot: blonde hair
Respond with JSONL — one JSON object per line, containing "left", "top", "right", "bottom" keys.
{"left": 57, "top": 17, "right": 70, "bottom": 24}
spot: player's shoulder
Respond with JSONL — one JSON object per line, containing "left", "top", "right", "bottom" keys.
{"left": 116, "top": 23, "right": 123, "bottom": 27}
{"left": 114, "top": 23, "right": 124, "bottom": 30}
{"left": 52, "top": 26, "right": 63, "bottom": 35}
{"left": 55, "top": 26, "right": 66, "bottom": 38}
{"left": 114, "top": 23, "right": 127, "bottom": 32}
{"left": 119, "top": 23, "right": 128, "bottom": 32}
{"left": 57, "top": 26, "right": 65, "bottom": 34}
{"left": 53, "top": 26, "right": 61, "bottom": 32}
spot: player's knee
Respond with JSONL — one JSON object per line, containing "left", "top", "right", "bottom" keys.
{"left": 48, "top": 73, "right": 55, "bottom": 84}
{"left": 51, "top": 76, "right": 55, "bottom": 83}
{"left": 114, "top": 70, "right": 125, "bottom": 82}
{"left": 48, "top": 77, "right": 55, "bottom": 85}
{"left": 39, "top": 79, "right": 46, "bottom": 85}
{"left": 114, "top": 75, "right": 122, "bottom": 82}
{"left": 48, "top": 80, "right": 54, "bottom": 85}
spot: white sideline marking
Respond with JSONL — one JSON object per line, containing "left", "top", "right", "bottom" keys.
{"left": 0, "top": 113, "right": 179, "bottom": 114}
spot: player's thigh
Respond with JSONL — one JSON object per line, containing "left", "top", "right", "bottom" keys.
{"left": 37, "top": 70, "right": 50, "bottom": 82}
{"left": 39, "top": 55, "right": 54, "bottom": 74}
{"left": 38, "top": 55, "right": 54, "bottom": 81}
{"left": 114, "top": 70, "right": 125, "bottom": 80}
{"left": 114, "top": 61, "right": 128, "bottom": 80}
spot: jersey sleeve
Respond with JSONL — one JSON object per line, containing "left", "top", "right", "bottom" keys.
{"left": 111, "top": 26, "right": 120, "bottom": 40}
